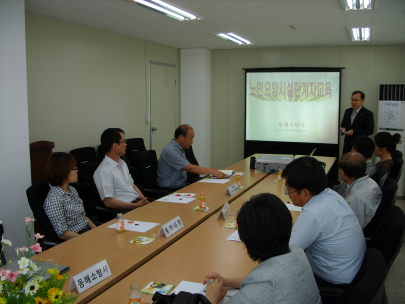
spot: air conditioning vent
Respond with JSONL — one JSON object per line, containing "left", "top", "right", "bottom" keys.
{"left": 379, "top": 84, "right": 405, "bottom": 101}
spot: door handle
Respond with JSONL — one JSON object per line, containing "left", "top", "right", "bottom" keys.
{"left": 151, "top": 127, "right": 157, "bottom": 132}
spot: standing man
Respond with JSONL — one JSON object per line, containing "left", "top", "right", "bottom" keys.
{"left": 94, "top": 128, "right": 149, "bottom": 210}
{"left": 157, "top": 124, "right": 225, "bottom": 190}
{"left": 341, "top": 91, "right": 374, "bottom": 154}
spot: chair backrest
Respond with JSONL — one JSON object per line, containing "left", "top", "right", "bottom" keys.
{"left": 97, "top": 145, "right": 106, "bottom": 161}
{"left": 370, "top": 165, "right": 388, "bottom": 190}
{"left": 390, "top": 157, "right": 404, "bottom": 183}
{"left": 134, "top": 150, "right": 158, "bottom": 189}
{"left": 26, "top": 180, "right": 63, "bottom": 244}
{"left": 391, "top": 150, "right": 403, "bottom": 159}
{"left": 363, "top": 177, "right": 397, "bottom": 238}
{"left": 367, "top": 205, "right": 405, "bottom": 275}
{"left": 341, "top": 248, "right": 386, "bottom": 304}
{"left": 184, "top": 145, "right": 199, "bottom": 179}
{"left": 126, "top": 138, "right": 147, "bottom": 167}
{"left": 29, "top": 141, "right": 55, "bottom": 185}
{"left": 70, "top": 147, "right": 99, "bottom": 183}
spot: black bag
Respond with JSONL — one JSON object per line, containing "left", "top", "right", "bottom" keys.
{"left": 152, "top": 291, "right": 211, "bottom": 304}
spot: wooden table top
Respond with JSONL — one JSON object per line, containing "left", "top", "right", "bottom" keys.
{"left": 32, "top": 155, "right": 269, "bottom": 303}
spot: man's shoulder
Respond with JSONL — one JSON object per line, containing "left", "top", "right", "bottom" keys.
{"left": 359, "top": 106, "right": 373, "bottom": 115}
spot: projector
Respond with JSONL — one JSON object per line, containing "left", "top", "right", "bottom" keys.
{"left": 256, "top": 155, "right": 295, "bottom": 173}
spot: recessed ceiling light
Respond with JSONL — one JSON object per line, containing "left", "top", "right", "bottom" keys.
{"left": 213, "top": 33, "right": 252, "bottom": 45}
{"left": 340, "top": 0, "right": 373, "bottom": 10}
{"left": 128, "top": 0, "right": 201, "bottom": 21}
{"left": 347, "top": 27, "right": 371, "bottom": 41}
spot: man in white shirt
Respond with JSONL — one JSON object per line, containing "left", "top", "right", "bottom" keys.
{"left": 94, "top": 128, "right": 149, "bottom": 210}
{"left": 337, "top": 152, "right": 382, "bottom": 229}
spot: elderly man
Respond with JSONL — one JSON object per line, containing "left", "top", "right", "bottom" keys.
{"left": 94, "top": 128, "right": 149, "bottom": 210}
{"left": 340, "top": 91, "right": 374, "bottom": 154}
{"left": 157, "top": 124, "right": 225, "bottom": 190}
{"left": 337, "top": 152, "right": 382, "bottom": 229}
{"left": 282, "top": 157, "right": 365, "bottom": 287}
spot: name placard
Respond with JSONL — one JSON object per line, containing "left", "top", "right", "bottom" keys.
{"left": 158, "top": 216, "right": 184, "bottom": 238}
{"left": 224, "top": 183, "right": 240, "bottom": 196}
{"left": 217, "top": 202, "right": 231, "bottom": 221}
{"left": 68, "top": 259, "right": 111, "bottom": 293}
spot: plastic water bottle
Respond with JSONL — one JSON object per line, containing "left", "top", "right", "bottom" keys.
{"left": 235, "top": 174, "right": 241, "bottom": 187}
{"left": 128, "top": 284, "right": 142, "bottom": 304}
{"left": 116, "top": 213, "right": 125, "bottom": 233}
{"left": 199, "top": 193, "right": 206, "bottom": 209}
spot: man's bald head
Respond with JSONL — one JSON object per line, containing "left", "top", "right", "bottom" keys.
{"left": 338, "top": 152, "right": 367, "bottom": 179}
{"left": 174, "top": 124, "right": 193, "bottom": 139}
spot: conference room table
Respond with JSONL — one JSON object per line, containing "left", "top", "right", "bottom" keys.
{"left": 32, "top": 154, "right": 335, "bottom": 303}
{"left": 89, "top": 155, "right": 335, "bottom": 303}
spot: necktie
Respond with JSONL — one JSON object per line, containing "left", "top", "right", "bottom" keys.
{"left": 351, "top": 109, "right": 357, "bottom": 124}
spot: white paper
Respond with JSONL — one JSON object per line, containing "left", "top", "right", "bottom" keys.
{"left": 169, "top": 193, "right": 196, "bottom": 197}
{"left": 156, "top": 196, "right": 196, "bottom": 204}
{"left": 107, "top": 220, "right": 159, "bottom": 233}
{"left": 198, "top": 179, "right": 231, "bottom": 184}
{"left": 68, "top": 259, "right": 111, "bottom": 293}
{"left": 227, "top": 230, "right": 241, "bottom": 242}
{"left": 382, "top": 100, "right": 401, "bottom": 128}
{"left": 158, "top": 216, "right": 184, "bottom": 238}
{"left": 285, "top": 203, "right": 303, "bottom": 212}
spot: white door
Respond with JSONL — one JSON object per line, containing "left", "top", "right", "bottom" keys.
{"left": 150, "top": 63, "right": 177, "bottom": 159}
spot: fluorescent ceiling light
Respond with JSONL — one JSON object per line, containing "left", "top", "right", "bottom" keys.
{"left": 340, "top": 0, "right": 373, "bottom": 10}
{"left": 129, "top": 0, "right": 200, "bottom": 21}
{"left": 214, "top": 33, "right": 252, "bottom": 45}
{"left": 347, "top": 27, "right": 371, "bottom": 41}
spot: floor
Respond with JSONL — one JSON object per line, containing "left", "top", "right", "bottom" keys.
{"left": 385, "top": 199, "right": 405, "bottom": 303}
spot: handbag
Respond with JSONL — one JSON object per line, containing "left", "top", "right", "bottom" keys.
{"left": 152, "top": 291, "right": 211, "bottom": 304}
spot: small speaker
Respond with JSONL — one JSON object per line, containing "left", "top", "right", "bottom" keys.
{"left": 250, "top": 157, "right": 256, "bottom": 169}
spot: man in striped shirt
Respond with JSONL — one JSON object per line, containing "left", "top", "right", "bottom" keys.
{"left": 157, "top": 124, "right": 225, "bottom": 190}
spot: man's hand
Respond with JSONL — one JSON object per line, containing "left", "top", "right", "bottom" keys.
{"left": 134, "top": 197, "right": 149, "bottom": 207}
{"left": 205, "top": 278, "right": 227, "bottom": 304}
{"left": 340, "top": 127, "right": 346, "bottom": 135}
{"left": 345, "top": 129, "right": 354, "bottom": 136}
{"left": 211, "top": 169, "right": 225, "bottom": 179}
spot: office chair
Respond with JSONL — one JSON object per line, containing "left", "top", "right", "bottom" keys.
{"left": 26, "top": 180, "right": 64, "bottom": 249}
{"left": 320, "top": 248, "right": 386, "bottom": 304}
{"left": 391, "top": 150, "right": 403, "bottom": 159}
{"left": 389, "top": 157, "right": 404, "bottom": 183}
{"left": 134, "top": 150, "right": 172, "bottom": 199}
{"left": 367, "top": 205, "right": 405, "bottom": 276}
{"left": 184, "top": 145, "right": 203, "bottom": 183}
{"left": 370, "top": 166, "right": 388, "bottom": 190}
{"left": 125, "top": 138, "right": 146, "bottom": 168}
{"left": 69, "top": 147, "right": 99, "bottom": 183}
{"left": 363, "top": 177, "right": 397, "bottom": 238}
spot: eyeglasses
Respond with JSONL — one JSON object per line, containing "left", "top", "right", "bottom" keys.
{"left": 72, "top": 167, "right": 78, "bottom": 171}
{"left": 284, "top": 186, "right": 298, "bottom": 196}
{"left": 118, "top": 140, "right": 127, "bottom": 144}
{"left": 350, "top": 99, "right": 363, "bottom": 102}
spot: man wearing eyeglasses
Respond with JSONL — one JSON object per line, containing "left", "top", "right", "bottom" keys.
{"left": 282, "top": 157, "right": 366, "bottom": 288}
{"left": 340, "top": 91, "right": 374, "bottom": 154}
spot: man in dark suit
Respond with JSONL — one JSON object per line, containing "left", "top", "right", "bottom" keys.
{"left": 340, "top": 91, "right": 374, "bottom": 154}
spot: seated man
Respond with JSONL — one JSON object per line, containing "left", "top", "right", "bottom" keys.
{"left": 337, "top": 152, "right": 382, "bottom": 229}
{"left": 352, "top": 135, "right": 376, "bottom": 175}
{"left": 94, "top": 128, "right": 149, "bottom": 210}
{"left": 204, "top": 193, "right": 321, "bottom": 304}
{"left": 282, "top": 157, "right": 366, "bottom": 287}
{"left": 157, "top": 124, "right": 225, "bottom": 190}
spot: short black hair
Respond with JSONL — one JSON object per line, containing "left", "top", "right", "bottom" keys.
{"left": 174, "top": 124, "right": 193, "bottom": 139}
{"left": 374, "top": 132, "right": 401, "bottom": 153}
{"left": 46, "top": 152, "right": 77, "bottom": 186}
{"left": 100, "top": 128, "right": 124, "bottom": 153}
{"left": 237, "top": 193, "right": 292, "bottom": 262}
{"left": 352, "top": 135, "right": 375, "bottom": 159}
{"left": 281, "top": 157, "right": 327, "bottom": 195}
{"left": 338, "top": 152, "right": 367, "bottom": 179}
{"left": 352, "top": 91, "right": 365, "bottom": 100}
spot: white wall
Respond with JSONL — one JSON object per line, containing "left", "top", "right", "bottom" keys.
{"left": 181, "top": 49, "right": 211, "bottom": 167}
{"left": 0, "top": 0, "right": 33, "bottom": 259}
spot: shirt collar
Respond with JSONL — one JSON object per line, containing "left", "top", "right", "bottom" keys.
{"left": 303, "top": 188, "right": 329, "bottom": 210}
{"left": 353, "top": 106, "right": 363, "bottom": 113}
{"left": 104, "top": 155, "right": 124, "bottom": 168}
{"left": 49, "top": 185, "right": 72, "bottom": 197}
{"left": 171, "top": 139, "right": 184, "bottom": 151}
{"left": 346, "top": 175, "right": 368, "bottom": 191}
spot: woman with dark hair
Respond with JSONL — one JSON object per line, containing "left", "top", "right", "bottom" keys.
{"left": 204, "top": 193, "right": 320, "bottom": 304}
{"left": 44, "top": 152, "right": 96, "bottom": 240}
{"left": 374, "top": 132, "right": 401, "bottom": 177}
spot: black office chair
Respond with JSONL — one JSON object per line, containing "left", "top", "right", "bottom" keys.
{"left": 363, "top": 177, "right": 398, "bottom": 238}
{"left": 134, "top": 150, "right": 172, "bottom": 199}
{"left": 184, "top": 145, "right": 204, "bottom": 183}
{"left": 126, "top": 138, "right": 146, "bottom": 168}
{"left": 391, "top": 150, "right": 403, "bottom": 159}
{"left": 97, "top": 145, "right": 106, "bottom": 161}
{"left": 367, "top": 205, "right": 405, "bottom": 276}
{"left": 389, "top": 157, "right": 404, "bottom": 182}
{"left": 0, "top": 223, "right": 6, "bottom": 265}
{"left": 69, "top": 147, "right": 99, "bottom": 183}
{"left": 26, "top": 180, "right": 64, "bottom": 249}
{"left": 320, "top": 248, "right": 386, "bottom": 304}
{"left": 370, "top": 165, "right": 388, "bottom": 190}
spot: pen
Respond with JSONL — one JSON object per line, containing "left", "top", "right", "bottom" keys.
{"left": 175, "top": 194, "right": 191, "bottom": 196}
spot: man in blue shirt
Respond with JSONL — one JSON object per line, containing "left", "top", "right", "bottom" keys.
{"left": 157, "top": 124, "right": 225, "bottom": 189}
{"left": 282, "top": 157, "right": 366, "bottom": 287}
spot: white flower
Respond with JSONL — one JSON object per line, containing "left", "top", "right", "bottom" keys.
{"left": 19, "top": 267, "right": 29, "bottom": 275}
{"left": 32, "top": 275, "right": 44, "bottom": 283}
{"left": 18, "top": 257, "right": 30, "bottom": 269}
{"left": 1, "top": 238, "right": 12, "bottom": 246}
{"left": 30, "top": 261, "right": 39, "bottom": 272}
{"left": 25, "top": 280, "right": 40, "bottom": 295}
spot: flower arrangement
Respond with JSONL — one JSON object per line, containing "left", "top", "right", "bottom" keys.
{"left": 0, "top": 218, "right": 77, "bottom": 304}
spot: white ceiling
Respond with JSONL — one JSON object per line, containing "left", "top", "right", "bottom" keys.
{"left": 25, "top": 0, "right": 405, "bottom": 50}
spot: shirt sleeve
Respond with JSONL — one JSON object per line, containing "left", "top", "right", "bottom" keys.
{"left": 289, "top": 210, "right": 322, "bottom": 250}
{"left": 44, "top": 194, "right": 69, "bottom": 237}
{"left": 226, "top": 282, "right": 275, "bottom": 304}
{"left": 94, "top": 168, "right": 115, "bottom": 201}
